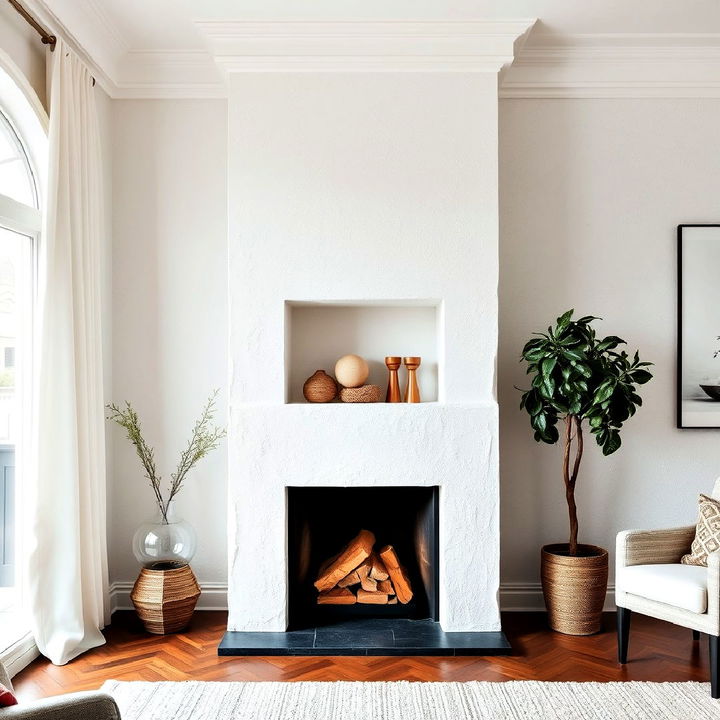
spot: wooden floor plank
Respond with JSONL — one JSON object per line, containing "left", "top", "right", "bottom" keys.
{"left": 12, "top": 611, "right": 713, "bottom": 700}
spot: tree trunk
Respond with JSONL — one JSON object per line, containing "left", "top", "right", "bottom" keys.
{"left": 564, "top": 415, "right": 584, "bottom": 556}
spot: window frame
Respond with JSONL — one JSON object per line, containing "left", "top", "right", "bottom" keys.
{"left": 0, "top": 54, "right": 45, "bottom": 672}
{"left": 0, "top": 108, "right": 41, "bottom": 236}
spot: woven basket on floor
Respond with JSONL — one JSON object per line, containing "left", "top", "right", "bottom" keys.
{"left": 130, "top": 563, "right": 201, "bottom": 635}
{"left": 541, "top": 543, "right": 608, "bottom": 636}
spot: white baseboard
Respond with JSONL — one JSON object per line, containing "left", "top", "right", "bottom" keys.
{"left": 499, "top": 583, "right": 616, "bottom": 613}
{"left": 111, "top": 581, "right": 615, "bottom": 614}
{"left": 110, "top": 581, "right": 228, "bottom": 614}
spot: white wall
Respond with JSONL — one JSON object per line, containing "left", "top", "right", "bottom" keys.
{"left": 104, "top": 92, "right": 720, "bottom": 613}
{"left": 109, "top": 100, "right": 228, "bottom": 595}
{"left": 0, "top": 4, "right": 45, "bottom": 108}
{"left": 499, "top": 98, "right": 720, "bottom": 604}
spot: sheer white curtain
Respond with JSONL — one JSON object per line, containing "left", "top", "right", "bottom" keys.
{"left": 27, "top": 39, "right": 109, "bottom": 665}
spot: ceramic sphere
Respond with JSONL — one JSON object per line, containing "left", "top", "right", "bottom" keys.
{"left": 334, "top": 354, "right": 369, "bottom": 388}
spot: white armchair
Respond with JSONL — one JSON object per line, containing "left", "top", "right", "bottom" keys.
{"left": 616, "top": 478, "right": 720, "bottom": 698}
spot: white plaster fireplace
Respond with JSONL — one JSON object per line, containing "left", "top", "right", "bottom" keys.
{"left": 222, "top": 20, "right": 534, "bottom": 635}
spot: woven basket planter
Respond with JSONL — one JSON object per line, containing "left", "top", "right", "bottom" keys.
{"left": 541, "top": 543, "right": 608, "bottom": 636}
{"left": 131, "top": 563, "right": 201, "bottom": 635}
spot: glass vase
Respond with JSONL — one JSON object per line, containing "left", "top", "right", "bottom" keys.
{"left": 132, "top": 501, "right": 197, "bottom": 570}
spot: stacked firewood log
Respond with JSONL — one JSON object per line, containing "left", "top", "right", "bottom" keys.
{"left": 314, "top": 529, "right": 413, "bottom": 605}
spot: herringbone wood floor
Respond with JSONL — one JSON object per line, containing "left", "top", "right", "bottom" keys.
{"left": 13, "top": 611, "right": 713, "bottom": 701}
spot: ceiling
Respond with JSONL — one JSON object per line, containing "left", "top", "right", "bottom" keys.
{"left": 23, "top": 0, "right": 720, "bottom": 99}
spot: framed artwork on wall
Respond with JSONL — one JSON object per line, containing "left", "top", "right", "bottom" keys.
{"left": 678, "top": 224, "right": 720, "bottom": 428}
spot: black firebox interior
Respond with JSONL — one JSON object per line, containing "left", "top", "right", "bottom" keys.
{"left": 287, "top": 486, "right": 439, "bottom": 629}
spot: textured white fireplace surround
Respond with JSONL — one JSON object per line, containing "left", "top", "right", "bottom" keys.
{"left": 227, "top": 23, "right": 533, "bottom": 633}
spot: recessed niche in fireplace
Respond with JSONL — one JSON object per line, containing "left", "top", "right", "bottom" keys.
{"left": 284, "top": 301, "right": 441, "bottom": 403}
{"left": 287, "top": 486, "right": 439, "bottom": 629}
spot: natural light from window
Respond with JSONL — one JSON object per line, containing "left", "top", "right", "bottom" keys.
{"left": 0, "top": 61, "right": 45, "bottom": 661}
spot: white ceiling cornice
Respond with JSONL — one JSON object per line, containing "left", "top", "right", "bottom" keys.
{"left": 113, "top": 51, "right": 224, "bottom": 99}
{"left": 18, "top": 8, "right": 720, "bottom": 100}
{"left": 501, "top": 33, "right": 720, "bottom": 98}
{"left": 195, "top": 19, "right": 537, "bottom": 74}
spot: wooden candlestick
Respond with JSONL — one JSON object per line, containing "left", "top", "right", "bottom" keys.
{"left": 385, "top": 356, "right": 402, "bottom": 403}
{"left": 403, "top": 357, "right": 421, "bottom": 403}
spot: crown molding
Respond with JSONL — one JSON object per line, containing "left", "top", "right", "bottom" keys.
{"left": 113, "top": 51, "right": 225, "bottom": 99}
{"left": 501, "top": 33, "right": 720, "bottom": 98}
{"left": 195, "top": 19, "right": 537, "bottom": 74}
{"left": 18, "top": 10, "right": 720, "bottom": 100}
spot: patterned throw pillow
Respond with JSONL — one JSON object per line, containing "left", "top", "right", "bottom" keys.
{"left": 682, "top": 494, "right": 720, "bottom": 567}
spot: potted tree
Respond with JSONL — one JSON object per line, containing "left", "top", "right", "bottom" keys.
{"left": 519, "top": 310, "right": 652, "bottom": 635}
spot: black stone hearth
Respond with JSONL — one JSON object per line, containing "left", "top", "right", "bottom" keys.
{"left": 218, "top": 618, "right": 510, "bottom": 657}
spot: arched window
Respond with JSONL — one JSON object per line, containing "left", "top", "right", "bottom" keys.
{"left": 0, "top": 52, "right": 46, "bottom": 652}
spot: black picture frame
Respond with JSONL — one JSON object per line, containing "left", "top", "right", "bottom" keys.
{"left": 677, "top": 224, "right": 720, "bottom": 428}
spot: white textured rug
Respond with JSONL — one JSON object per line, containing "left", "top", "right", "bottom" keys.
{"left": 103, "top": 680, "right": 720, "bottom": 719}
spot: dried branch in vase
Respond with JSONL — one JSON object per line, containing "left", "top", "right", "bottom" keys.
{"left": 106, "top": 389, "right": 226, "bottom": 523}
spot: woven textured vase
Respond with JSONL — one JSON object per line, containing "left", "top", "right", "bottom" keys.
{"left": 541, "top": 543, "right": 609, "bottom": 636}
{"left": 130, "top": 564, "right": 201, "bottom": 635}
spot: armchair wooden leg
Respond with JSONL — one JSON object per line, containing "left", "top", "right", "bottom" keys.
{"left": 693, "top": 629, "right": 700, "bottom": 641}
{"left": 617, "top": 607, "right": 631, "bottom": 664}
{"left": 711, "top": 635, "right": 719, "bottom": 699}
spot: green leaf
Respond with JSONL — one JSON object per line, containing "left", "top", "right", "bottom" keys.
{"left": 603, "top": 430, "right": 622, "bottom": 455}
{"left": 596, "top": 336, "right": 625, "bottom": 352}
{"left": 556, "top": 309, "right": 574, "bottom": 329}
{"left": 544, "top": 425, "right": 560, "bottom": 444}
{"left": 572, "top": 363, "right": 592, "bottom": 378}
{"left": 558, "top": 336, "right": 581, "bottom": 347}
{"left": 632, "top": 369, "right": 653, "bottom": 385}
{"left": 522, "top": 338, "right": 544, "bottom": 354}
{"left": 533, "top": 412, "right": 547, "bottom": 433}
{"left": 562, "top": 348, "right": 585, "bottom": 362}
{"left": 527, "top": 393, "right": 542, "bottom": 416}
{"left": 589, "top": 414, "right": 603, "bottom": 428}
{"left": 540, "top": 376, "right": 555, "bottom": 399}
{"left": 541, "top": 356, "right": 557, "bottom": 377}
{"left": 593, "top": 380, "right": 616, "bottom": 404}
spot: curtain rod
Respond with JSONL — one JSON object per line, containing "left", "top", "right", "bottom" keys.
{"left": 7, "top": 0, "right": 56, "bottom": 49}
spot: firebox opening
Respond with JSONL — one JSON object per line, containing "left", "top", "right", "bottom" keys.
{"left": 287, "top": 486, "right": 439, "bottom": 629}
